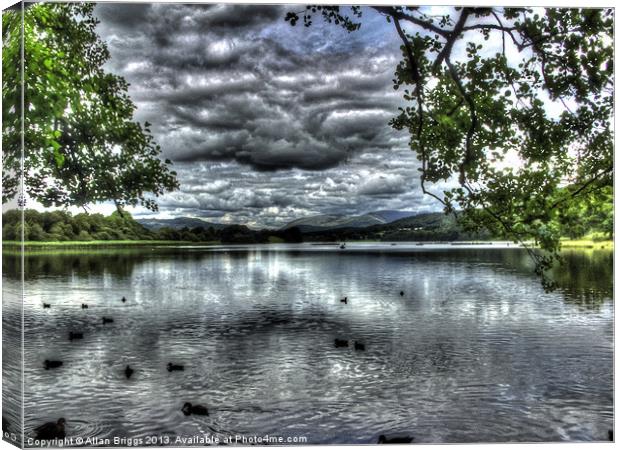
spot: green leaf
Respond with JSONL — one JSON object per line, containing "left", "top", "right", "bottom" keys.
{"left": 52, "top": 147, "right": 65, "bottom": 168}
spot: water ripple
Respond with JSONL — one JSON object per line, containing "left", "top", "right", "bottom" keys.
{"left": 2, "top": 245, "right": 613, "bottom": 445}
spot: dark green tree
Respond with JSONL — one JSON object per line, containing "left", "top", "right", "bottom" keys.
{"left": 2, "top": 3, "right": 179, "bottom": 213}
{"left": 286, "top": 6, "right": 613, "bottom": 287}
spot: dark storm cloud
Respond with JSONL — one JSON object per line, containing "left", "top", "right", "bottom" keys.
{"left": 95, "top": 4, "right": 405, "bottom": 171}
{"left": 96, "top": 3, "right": 285, "bottom": 34}
{"left": 95, "top": 3, "right": 153, "bottom": 29}
{"left": 357, "top": 173, "right": 408, "bottom": 196}
{"left": 93, "top": 4, "right": 445, "bottom": 226}
{"left": 138, "top": 144, "right": 438, "bottom": 228}
{"left": 201, "top": 4, "right": 285, "bottom": 29}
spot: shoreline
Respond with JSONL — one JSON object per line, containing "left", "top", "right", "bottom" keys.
{"left": 1, "top": 240, "right": 220, "bottom": 250}
{"left": 1, "top": 239, "right": 613, "bottom": 252}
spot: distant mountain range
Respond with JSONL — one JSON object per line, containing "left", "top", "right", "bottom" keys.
{"left": 138, "top": 210, "right": 421, "bottom": 233}
{"left": 281, "top": 210, "right": 419, "bottom": 232}
{"left": 299, "top": 211, "right": 488, "bottom": 242}
{"left": 136, "top": 209, "right": 486, "bottom": 242}
{"left": 137, "top": 217, "right": 228, "bottom": 231}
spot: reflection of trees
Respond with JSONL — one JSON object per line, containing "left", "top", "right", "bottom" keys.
{"left": 2, "top": 249, "right": 208, "bottom": 281}
{"left": 495, "top": 248, "right": 613, "bottom": 310}
{"left": 4, "top": 251, "right": 134, "bottom": 280}
{"left": 550, "top": 250, "right": 613, "bottom": 309}
{"left": 402, "top": 248, "right": 612, "bottom": 309}
{"left": 3, "top": 246, "right": 612, "bottom": 308}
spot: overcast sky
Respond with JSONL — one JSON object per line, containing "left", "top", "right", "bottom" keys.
{"left": 92, "top": 3, "right": 449, "bottom": 228}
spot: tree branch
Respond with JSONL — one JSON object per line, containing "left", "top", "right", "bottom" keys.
{"left": 391, "top": 13, "right": 453, "bottom": 213}
{"left": 392, "top": 14, "right": 421, "bottom": 86}
{"left": 432, "top": 9, "right": 471, "bottom": 73}
{"left": 445, "top": 57, "right": 477, "bottom": 185}
{"left": 549, "top": 165, "right": 613, "bottom": 211}
{"left": 372, "top": 6, "right": 450, "bottom": 37}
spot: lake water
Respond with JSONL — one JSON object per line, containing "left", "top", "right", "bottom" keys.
{"left": 2, "top": 243, "right": 614, "bottom": 445}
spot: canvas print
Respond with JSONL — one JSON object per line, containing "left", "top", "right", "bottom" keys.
{"left": 1, "top": 1, "right": 614, "bottom": 447}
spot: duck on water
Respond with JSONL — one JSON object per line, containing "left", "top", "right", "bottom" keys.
{"left": 182, "top": 402, "right": 209, "bottom": 416}
{"left": 167, "top": 363, "right": 184, "bottom": 372}
{"left": 44, "top": 360, "right": 63, "bottom": 370}
{"left": 378, "top": 435, "right": 413, "bottom": 444}
{"left": 68, "top": 332, "right": 83, "bottom": 341}
{"left": 34, "top": 418, "right": 66, "bottom": 440}
{"left": 334, "top": 338, "right": 348, "bottom": 348}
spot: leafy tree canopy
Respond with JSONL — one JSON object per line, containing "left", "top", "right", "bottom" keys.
{"left": 286, "top": 6, "right": 613, "bottom": 288}
{"left": 2, "top": 3, "right": 179, "bottom": 212}
{"left": 2, "top": 209, "right": 305, "bottom": 244}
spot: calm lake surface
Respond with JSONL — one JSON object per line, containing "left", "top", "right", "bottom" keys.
{"left": 2, "top": 243, "right": 614, "bottom": 445}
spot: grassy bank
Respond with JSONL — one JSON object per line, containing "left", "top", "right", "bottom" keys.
{"left": 560, "top": 239, "right": 613, "bottom": 250}
{"left": 2, "top": 240, "right": 220, "bottom": 249}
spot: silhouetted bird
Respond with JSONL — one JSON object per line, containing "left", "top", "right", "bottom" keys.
{"left": 167, "top": 363, "right": 184, "bottom": 372}
{"left": 68, "top": 332, "right": 83, "bottom": 341}
{"left": 354, "top": 341, "right": 365, "bottom": 351}
{"left": 44, "top": 360, "right": 63, "bottom": 370}
{"left": 340, "top": 297, "right": 348, "bottom": 304}
{"left": 334, "top": 339, "right": 348, "bottom": 348}
{"left": 400, "top": 291, "right": 404, "bottom": 296}
{"left": 609, "top": 430, "right": 614, "bottom": 441}
{"left": 34, "top": 418, "right": 66, "bottom": 440}
{"left": 378, "top": 435, "right": 413, "bottom": 444}
{"left": 182, "top": 402, "right": 209, "bottom": 416}
{"left": 81, "top": 304, "right": 88, "bottom": 309}
{"left": 125, "top": 365, "right": 134, "bottom": 379}
{"left": 43, "top": 303, "right": 51, "bottom": 308}
{"left": 102, "top": 317, "right": 114, "bottom": 324}
{"left": 121, "top": 296, "right": 126, "bottom": 303}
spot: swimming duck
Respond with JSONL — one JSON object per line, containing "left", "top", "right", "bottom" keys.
{"left": 44, "top": 360, "right": 63, "bottom": 370}
{"left": 354, "top": 341, "right": 365, "bottom": 351}
{"left": 68, "top": 332, "right": 83, "bottom": 341}
{"left": 378, "top": 435, "right": 413, "bottom": 444}
{"left": 182, "top": 402, "right": 209, "bottom": 416}
{"left": 81, "top": 304, "right": 88, "bottom": 309}
{"left": 167, "top": 363, "right": 184, "bottom": 372}
{"left": 102, "top": 317, "right": 114, "bottom": 324}
{"left": 121, "top": 296, "right": 126, "bottom": 303}
{"left": 340, "top": 296, "right": 348, "bottom": 304}
{"left": 609, "top": 430, "right": 613, "bottom": 441}
{"left": 125, "top": 365, "right": 134, "bottom": 379}
{"left": 400, "top": 291, "right": 404, "bottom": 296}
{"left": 42, "top": 303, "right": 51, "bottom": 308}
{"left": 34, "top": 418, "right": 66, "bottom": 440}
{"left": 334, "top": 339, "right": 348, "bottom": 348}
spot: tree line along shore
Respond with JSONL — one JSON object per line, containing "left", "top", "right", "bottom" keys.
{"left": 1, "top": 209, "right": 612, "bottom": 250}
